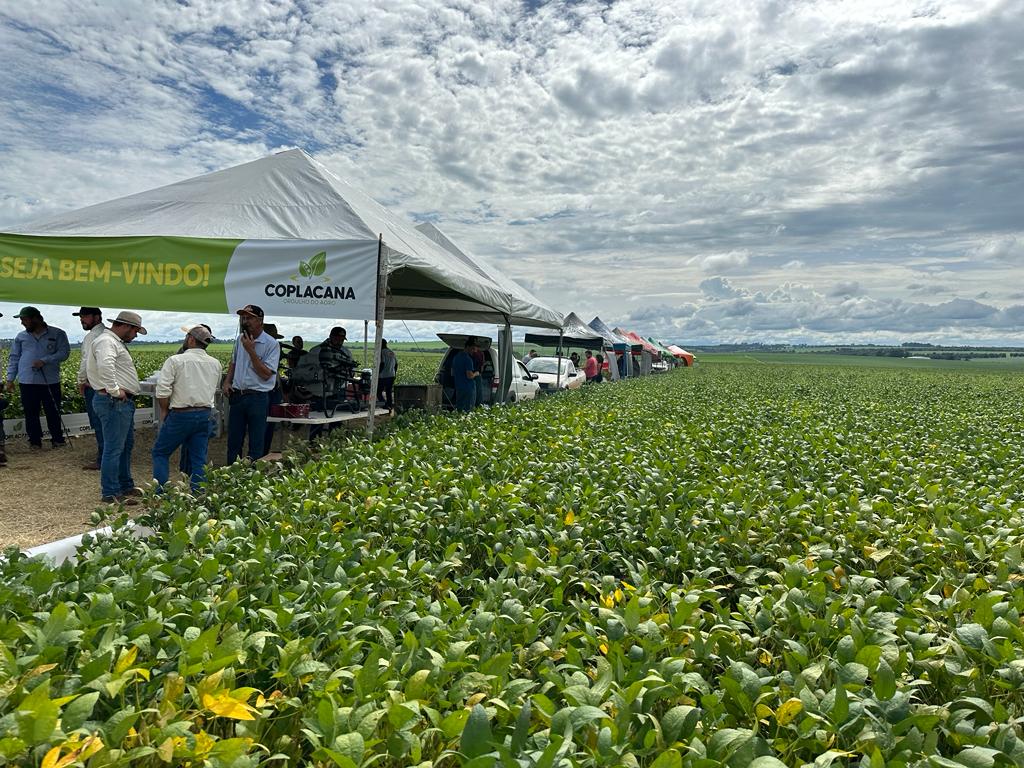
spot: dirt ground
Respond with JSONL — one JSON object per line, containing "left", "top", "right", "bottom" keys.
{"left": 0, "top": 411, "right": 391, "bottom": 550}
{"left": 0, "top": 427, "right": 227, "bottom": 549}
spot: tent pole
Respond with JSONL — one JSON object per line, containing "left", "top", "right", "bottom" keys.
{"left": 556, "top": 331, "right": 563, "bottom": 390}
{"left": 499, "top": 318, "right": 513, "bottom": 404}
{"left": 363, "top": 320, "right": 368, "bottom": 367}
{"left": 367, "top": 235, "right": 388, "bottom": 438}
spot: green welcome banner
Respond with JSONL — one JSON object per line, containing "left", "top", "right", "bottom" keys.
{"left": 0, "top": 234, "right": 379, "bottom": 319}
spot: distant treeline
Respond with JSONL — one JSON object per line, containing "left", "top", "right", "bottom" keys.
{"left": 835, "top": 347, "right": 1019, "bottom": 360}
{"left": 691, "top": 343, "right": 1023, "bottom": 357}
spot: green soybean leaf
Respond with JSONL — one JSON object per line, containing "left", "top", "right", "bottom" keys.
{"left": 875, "top": 658, "right": 897, "bottom": 701}
{"left": 461, "top": 703, "right": 492, "bottom": 759}
{"left": 511, "top": 698, "right": 531, "bottom": 753}
{"left": 62, "top": 691, "right": 100, "bottom": 732}
{"left": 650, "top": 748, "right": 682, "bottom": 768}
{"left": 661, "top": 705, "right": 700, "bottom": 744}
{"left": 332, "top": 732, "right": 364, "bottom": 764}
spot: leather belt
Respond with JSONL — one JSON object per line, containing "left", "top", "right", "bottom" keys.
{"left": 97, "top": 389, "right": 136, "bottom": 400}
{"left": 233, "top": 389, "right": 266, "bottom": 395}
{"left": 170, "top": 406, "right": 212, "bottom": 412}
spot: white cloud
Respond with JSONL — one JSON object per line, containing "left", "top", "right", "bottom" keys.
{"left": 688, "top": 250, "right": 751, "bottom": 272}
{"left": 969, "top": 235, "right": 1022, "bottom": 263}
{"left": 0, "top": 0, "right": 1022, "bottom": 343}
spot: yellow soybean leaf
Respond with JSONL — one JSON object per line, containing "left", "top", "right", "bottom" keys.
{"left": 564, "top": 510, "right": 575, "bottom": 525}
{"left": 776, "top": 697, "right": 803, "bottom": 726}
{"left": 42, "top": 747, "right": 61, "bottom": 768}
{"left": 599, "top": 643, "right": 609, "bottom": 655}
{"left": 203, "top": 692, "right": 257, "bottom": 721}
{"left": 115, "top": 646, "right": 139, "bottom": 674}
{"left": 158, "top": 737, "right": 175, "bottom": 762}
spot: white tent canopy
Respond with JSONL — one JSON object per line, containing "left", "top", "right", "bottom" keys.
{"left": 414, "top": 222, "right": 563, "bottom": 402}
{"left": 414, "top": 222, "right": 563, "bottom": 329}
{"left": 8, "top": 149, "right": 561, "bottom": 328}
{"left": 3, "top": 149, "right": 565, "bottom": 429}
{"left": 524, "top": 312, "right": 606, "bottom": 350}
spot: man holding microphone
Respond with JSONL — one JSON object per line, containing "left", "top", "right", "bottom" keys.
{"left": 223, "top": 305, "right": 280, "bottom": 463}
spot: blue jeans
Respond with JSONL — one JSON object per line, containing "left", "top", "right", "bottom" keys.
{"left": 474, "top": 376, "right": 485, "bottom": 407}
{"left": 455, "top": 385, "right": 476, "bottom": 412}
{"left": 92, "top": 394, "right": 135, "bottom": 499}
{"left": 153, "top": 410, "right": 212, "bottom": 491}
{"left": 227, "top": 391, "right": 269, "bottom": 462}
{"left": 84, "top": 386, "right": 104, "bottom": 463}
{"left": 180, "top": 416, "right": 216, "bottom": 473}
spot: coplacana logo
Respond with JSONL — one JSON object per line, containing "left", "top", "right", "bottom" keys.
{"left": 264, "top": 251, "right": 356, "bottom": 301}
{"left": 296, "top": 251, "right": 327, "bottom": 280}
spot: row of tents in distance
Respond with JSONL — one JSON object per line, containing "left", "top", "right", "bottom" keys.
{"left": 0, "top": 149, "right": 693, "bottom": 416}
{"left": 522, "top": 310, "right": 694, "bottom": 381}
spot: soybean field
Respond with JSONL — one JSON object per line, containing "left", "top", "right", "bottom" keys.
{"left": 2, "top": 363, "right": 1024, "bottom": 767}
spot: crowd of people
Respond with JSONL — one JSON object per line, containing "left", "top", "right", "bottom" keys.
{"left": 1, "top": 304, "right": 399, "bottom": 503}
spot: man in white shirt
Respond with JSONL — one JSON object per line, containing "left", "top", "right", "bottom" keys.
{"left": 74, "top": 307, "right": 106, "bottom": 471}
{"left": 87, "top": 310, "right": 145, "bottom": 504}
{"left": 152, "top": 325, "right": 223, "bottom": 492}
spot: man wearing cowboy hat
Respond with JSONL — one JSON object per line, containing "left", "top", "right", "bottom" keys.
{"left": 152, "top": 325, "right": 223, "bottom": 492}
{"left": 86, "top": 310, "right": 146, "bottom": 504}
{"left": 222, "top": 304, "right": 280, "bottom": 462}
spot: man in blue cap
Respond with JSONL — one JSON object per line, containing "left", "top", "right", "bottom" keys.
{"left": 222, "top": 304, "right": 280, "bottom": 462}
{"left": 4, "top": 306, "right": 70, "bottom": 449}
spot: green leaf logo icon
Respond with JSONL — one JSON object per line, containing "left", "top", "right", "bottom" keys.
{"left": 309, "top": 251, "right": 327, "bottom": 277}
{"left": 299, "top": 260, "right": 312, "bottom": 277}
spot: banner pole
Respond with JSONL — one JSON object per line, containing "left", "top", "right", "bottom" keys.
{"left": 367, "top": 235, "right": 388, "bottom": 438}
{"left": 363, "top": 320, "right": 368, "bottom": 367}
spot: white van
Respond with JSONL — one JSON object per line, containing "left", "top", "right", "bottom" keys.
{"left": 435, "top": 334, "right": 540, "bottom": 407}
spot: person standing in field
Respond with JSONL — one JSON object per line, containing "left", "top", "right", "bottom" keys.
{"left": 5, "top": 306, "right": 70, "bottom": 449}
{"left": 285, "top": 335, "right": 306, "bottom": 371}
{"left": 174, "top": 324, "right": 217, "bottom": 474}
{"left": 87, "top": 310, "right": 146, "bottom": 505}
{"left": 74, "top": 307, "right": 106, "bottom": 469}
{"left": 584, "top": 350, "right": 599, "bottom": 383}
{"left": 468, "top": 336, "right": 486, "bottom": 407}
{"left": 152, "top": 325, "right": 223, "bottom": 492}
{"left": 377, "top": 339, "right": 398, "bottom": 411}
{"left": 223, "top": 305, "right": 280, "bottom": 463}
{"left": 452, "top": 339, "right": 480, "bottom": 412}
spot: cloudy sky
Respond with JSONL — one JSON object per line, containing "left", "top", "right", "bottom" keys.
{"left": 1, "top": 0, "right": 1022, "bottom": 345}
